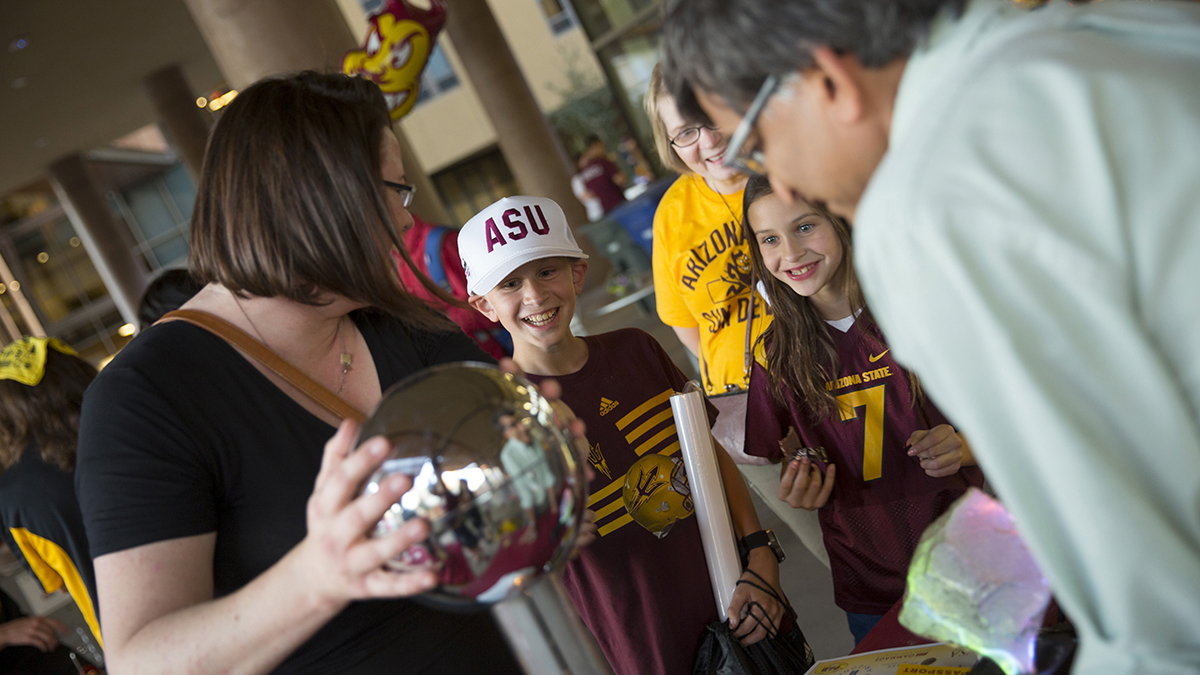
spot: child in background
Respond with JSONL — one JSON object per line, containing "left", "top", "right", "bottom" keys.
{"left": 459, "top": 196, "right": 802, "bottom": 675}
{"left": 0, "top": 338, "right": 102, "bottom": 646}
{"left": 740, "top": 175, "right": 984, "bottom": 645}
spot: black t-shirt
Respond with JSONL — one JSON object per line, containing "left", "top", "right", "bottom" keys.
{"left": 76, "top": 308, "right": 521, "bottom": 674}
{"left": 0, "top": 443, "right": 97, "bottom": 634}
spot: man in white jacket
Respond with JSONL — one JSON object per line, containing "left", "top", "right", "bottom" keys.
{"left": 663, "top": 1, "right": 1200, "bottom": 673}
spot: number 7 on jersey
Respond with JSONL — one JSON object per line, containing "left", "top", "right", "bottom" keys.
{"left": 836, "top": 384, "right": 886, "bottom": 481}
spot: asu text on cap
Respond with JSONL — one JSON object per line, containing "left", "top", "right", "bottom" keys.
{"left": 457, "top": 196, "right": 588, "bottom": 296}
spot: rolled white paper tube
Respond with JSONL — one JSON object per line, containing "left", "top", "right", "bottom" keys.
{"left": 671, "top": 385, "right": 740, "bottom": 622}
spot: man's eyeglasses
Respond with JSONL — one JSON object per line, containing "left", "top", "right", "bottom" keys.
{"left": 384, "top": 180, "right": 417, "bottom": 208}
{"left": 722, "top": 74, "right": 781, "bottom": 176}
{"left": 669, "top": 125, "right": 717, "bottom": 148}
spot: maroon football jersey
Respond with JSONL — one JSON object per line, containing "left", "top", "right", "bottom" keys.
{"left": 745, "top": 319, "right": 983, "bottom": 614}
{"left": 525, "top": 328, "right": 720, "bottom": 675}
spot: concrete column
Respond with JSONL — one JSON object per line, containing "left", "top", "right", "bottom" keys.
{"left": 142, "top": 64, "right": 211, "bottom": 182}
{"left": 181, "top": 0, "right": 356, "bottom": 89}
{"left": 47, "top": 155, "right": 150, "bottom": 328}
{"left": 443, "top": 0, "right": 581, "bottom": 223}
{"left": 394, "top": 122, "right": 451, "bottom": 225}
{"left": 180, "top": 0, "right": 450, "bottom": 223}
{"left": 444, "top": 0, "right": 610, "bottom": 283}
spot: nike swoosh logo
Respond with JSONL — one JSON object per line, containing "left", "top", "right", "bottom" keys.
{"left": 868, "top": 349, "right": 890, "bottom": 363}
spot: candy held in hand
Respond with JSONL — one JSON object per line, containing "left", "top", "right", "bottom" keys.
{"left": 899, "top": 488, "right": 1051, "bottom": 675}
{"left": 780, "top": 426, "right": 828, "bottom": 463}
{"left": 356, "top": 362, "right": 587, "bottom": 608}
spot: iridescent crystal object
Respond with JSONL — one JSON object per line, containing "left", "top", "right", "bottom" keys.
{"left": 357, "top": 362, "right": 586, "bottom": 608}
{"left": 900, "top": 488, "right": 1051, "bottom": 675}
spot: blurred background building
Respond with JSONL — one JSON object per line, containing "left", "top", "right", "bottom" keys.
{"left": 0, "top": 0, "right": 671, "bottom": 364}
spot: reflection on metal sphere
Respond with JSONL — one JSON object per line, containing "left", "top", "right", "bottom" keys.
{"left": 357, "top": 362, "right": 586, "bottom": 608}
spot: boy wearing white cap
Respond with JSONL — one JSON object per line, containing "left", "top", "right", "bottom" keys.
{"left": 460, "top": 196, "right": 804, "bottom": 675}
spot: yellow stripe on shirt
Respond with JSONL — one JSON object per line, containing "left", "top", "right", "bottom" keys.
{"left": 587, "top": 475, "right": 624, "bottom": 507}
{"left": 615, "top": 389, "right": 673, "bottom": 430}
{"left": 597, "top": 513, "right": 635, "bottom": 537}
{"left": 624, "top": 409, "right": 674, "bottom": 444}
{"left": 9, "top": 527, "right": 102, "bottom": 647}
{"left": 592, "top": 497, "right": 627, "bottom": 520}
{"left": 633, "top": 426, "right": 677, "bottom": 457}
{"left": 657, "top": 441, "right": 681, "bottom": 457}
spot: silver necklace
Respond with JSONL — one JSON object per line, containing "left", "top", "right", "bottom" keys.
{"left": 233, "top": 294, "right": 353, "bottom": 395}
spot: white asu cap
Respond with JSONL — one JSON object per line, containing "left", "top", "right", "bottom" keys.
{"left": 457, "top": 196, "right": 588, "bottom": 296}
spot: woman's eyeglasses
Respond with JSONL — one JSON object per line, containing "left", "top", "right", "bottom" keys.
{"left": 384, "top": 180, "right": 417, "bottom": 208}
{"left": 669, "top": 125, "right": 717, "bottom": 148}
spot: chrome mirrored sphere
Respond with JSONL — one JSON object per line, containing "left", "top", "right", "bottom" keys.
{"left": 357, "top": 362, "right": 586, "bottom": 607}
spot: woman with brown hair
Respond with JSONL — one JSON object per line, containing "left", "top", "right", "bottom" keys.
{"left": 74, "top": 71, "right": 522, "bottom": 675}
{"left": 0, "top": 338, "right": 99, "bottom": 646}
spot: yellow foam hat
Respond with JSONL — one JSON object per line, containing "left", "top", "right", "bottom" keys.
{"left": 0, "top": 337, "right": 79, "bottom": 386}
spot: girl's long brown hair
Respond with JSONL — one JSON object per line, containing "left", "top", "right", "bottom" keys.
{"left": 0, "top": 349, "right": 97, "bottom": 472}
{"left": 742, "top": 176, "right": 919, "bottom": 420}
{"left": 189, "top": 71, "right": 459, "bottom": 330}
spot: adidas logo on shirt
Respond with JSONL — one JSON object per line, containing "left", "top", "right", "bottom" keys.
{"left": 599, "top": 397, "right": 619, "bottom": 416}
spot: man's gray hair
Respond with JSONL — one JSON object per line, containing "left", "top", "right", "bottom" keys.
{"left": 662, "top": 0, "right": 964, "bottom": 116}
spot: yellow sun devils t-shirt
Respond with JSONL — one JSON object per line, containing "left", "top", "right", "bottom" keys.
{"left": 652, "top": 174, "right": 771, "bottom": 393}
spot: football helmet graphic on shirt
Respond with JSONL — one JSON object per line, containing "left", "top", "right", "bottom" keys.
{"left": 622, "top": 454, "right": 694, "bottom": 538}
{"left": 705, "top": 250, "right": 753, "bottom": 302}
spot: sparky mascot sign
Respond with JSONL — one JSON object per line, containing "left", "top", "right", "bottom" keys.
{"left": 343, "top": 0, "right": 447, "bottom": 120}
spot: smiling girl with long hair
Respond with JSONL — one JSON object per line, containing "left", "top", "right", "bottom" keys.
{"left": 739, "top": 175, "right": 983, "bottom": 644}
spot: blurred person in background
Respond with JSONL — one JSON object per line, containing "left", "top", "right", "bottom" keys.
{"left": 138, "top": 267, "right": 205, "bottom": 331}
{"left": 0, "top": 337, "right": 101, "bottom": 647}
{"left": 576, "top": 134, "right": 627, "bottom": 216}
{"left": 392, "top": 215, "right": 512, "bottom": 359}
{"left": 0, "top": 587, "right": 76, "bottom": 674}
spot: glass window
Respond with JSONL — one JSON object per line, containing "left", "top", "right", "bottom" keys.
{"left": 114, "top": 164, "right": 194, "bottom": 273}
{"left": 432, "top": 148, "right": 518, "bottom": 226}
{"left": 591, "top": 14, "right": 662, "bottom": 177}
{"left": 161, "top": 164, "right": 196, "bottom": 223}
{"left": 150, "top": 236, "right": 189, "bottom": 269}
{"left": 62, "top": 307, "right": 131, "bottom": 366}
{"left": 126, "top": 182, "right": 178, "bottom": 242}
{"left": 11, "top": 217, "right": 102, "bottom": 325}
{"left": 416, "top": 46, "right": 460, "bottom": 106}
{"left": 357, "top": 0, "right": 385, "bottom": 16}
{"left": 0, "top": 161, "right": 195, "bottom": 364}
{"left": 539, "top": 0, "right": 576, "bottom": 35}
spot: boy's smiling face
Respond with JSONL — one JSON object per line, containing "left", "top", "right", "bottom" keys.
{"left": 470, "top": 257, "right": 588, "bottom": 352}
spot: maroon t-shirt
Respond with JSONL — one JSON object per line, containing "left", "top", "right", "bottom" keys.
{"left": 579, "top": 157, "right": 626, "bottom": 214}
{"left": 745, "top": 319, "right": 983, "bottom": 614}
{"left": 526, "top": 328, "right": 719, "bottom": 675}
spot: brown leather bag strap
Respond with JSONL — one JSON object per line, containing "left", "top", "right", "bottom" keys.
{"left": 158, "top": 309, "right": 366, "bottom": 423}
